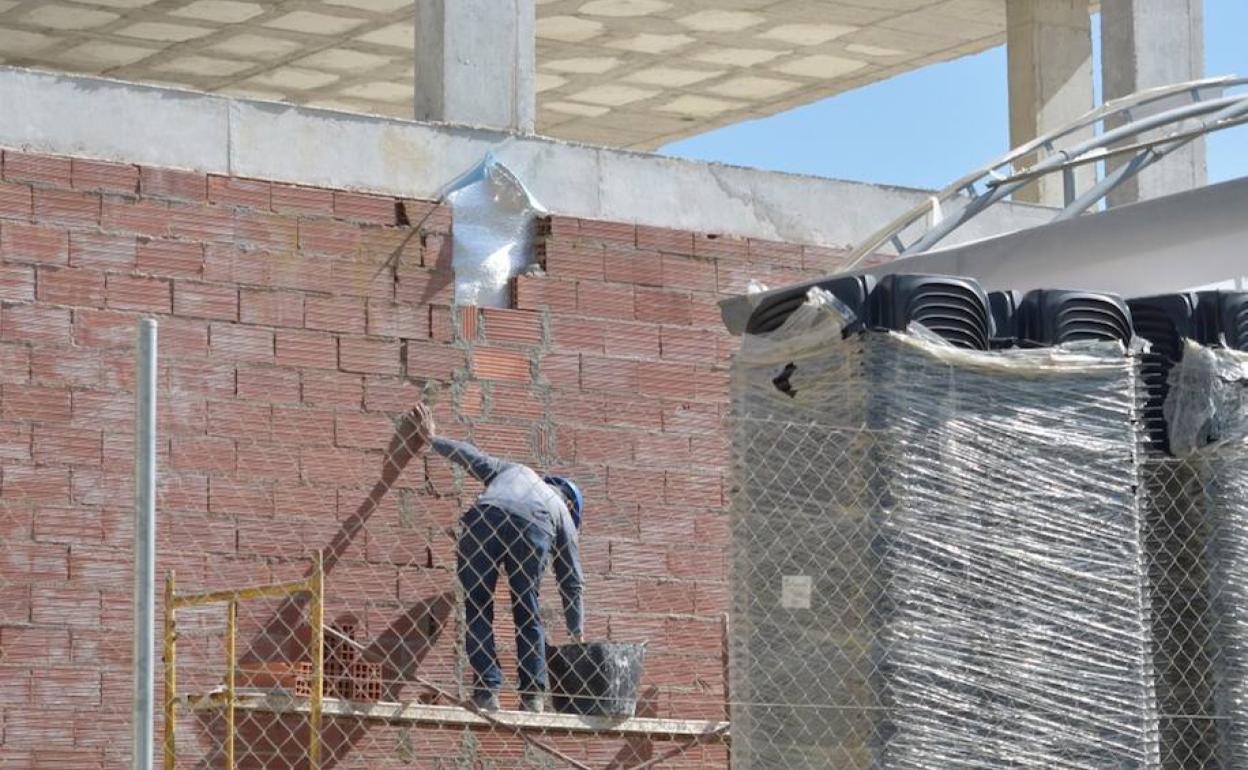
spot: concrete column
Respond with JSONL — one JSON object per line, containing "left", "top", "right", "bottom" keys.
{"left": 1006, "top": 0, "right": 1094, "bottom": 206}
{"left": 1101, "top": 0, "right": 1205, "bottom": 206}
{"left": 414, "top": 0, "right": 536, "bottom": 133}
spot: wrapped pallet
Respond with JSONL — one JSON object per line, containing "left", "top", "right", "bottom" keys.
{"left": 730, "top": 289, "right": 1159, "bottom": 770}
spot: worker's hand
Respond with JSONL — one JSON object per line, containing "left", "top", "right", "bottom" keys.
{"left": 571, "top": 631, "right": 585, "bottom": 644}
{"left": 413, "top": 402, "right": 437, "bottom": 444}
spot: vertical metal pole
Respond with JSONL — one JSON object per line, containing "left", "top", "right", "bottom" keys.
{"left": 309, "top": 551, "right": 325, "bottom": 770}
{"left": 134, "top": 318, "right": 157, "bottom": 770}
{"left": 163, "top": 573, "right": 176, "bottom": 770}
{"left": 225, "top": 598, "right": 237, "bottom": 770}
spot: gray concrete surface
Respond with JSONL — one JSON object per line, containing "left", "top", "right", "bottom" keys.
{"left": 1006, "top": 0, "right": 1095, "bottom": 206}
{"left": 0, "top": 66, "right": 1055, "bottom": 250}
{"left": 414, "top": 0, "right": 536, "bottom": 133}
{"left": 1101, "top": 0, "right": 1206, "bottom": 206}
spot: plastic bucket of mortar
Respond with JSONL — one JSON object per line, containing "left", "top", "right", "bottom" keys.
{"left": 547, "top": 641, "right": 646, "bottom": 717}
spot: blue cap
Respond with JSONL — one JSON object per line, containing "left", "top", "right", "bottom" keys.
{"left": 544, "top": 475, "right": 583, "bottom": 529}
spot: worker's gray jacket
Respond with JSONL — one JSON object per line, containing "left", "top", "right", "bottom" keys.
{"left": 432, "top": 437, "right": 585, "bottom": 636}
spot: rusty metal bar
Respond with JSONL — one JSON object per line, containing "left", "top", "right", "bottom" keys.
{"left": 309, "top": 551, "right": 325, "bottom": 770}
{"left": 162, "top": 571, "right": 176, "bottom": 770}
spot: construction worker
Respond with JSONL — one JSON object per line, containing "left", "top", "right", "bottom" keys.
{"left": 410, "top": 403, "right": 585, "bottom": 713}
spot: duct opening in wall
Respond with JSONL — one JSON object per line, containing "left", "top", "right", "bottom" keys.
{"left": 445, "top": 153, "right": 546, "bottom": 308}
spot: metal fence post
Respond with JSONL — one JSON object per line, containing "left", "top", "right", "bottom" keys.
{"left": 134, "top": 318, "right": 158, "bottom": 770}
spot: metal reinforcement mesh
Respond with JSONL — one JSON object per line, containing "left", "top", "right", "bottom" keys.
{"left": 729, "top": 291, "right": 1163, "bottom": 769}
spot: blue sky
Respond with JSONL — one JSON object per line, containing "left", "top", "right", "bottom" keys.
{"left": 661, "top": 0, "right": 1248, "bottom": 191}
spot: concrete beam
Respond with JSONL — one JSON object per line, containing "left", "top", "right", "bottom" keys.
{"left": 1101, "top": 0, "right": 1206, "bottom": 206}
{"left": 414, "top": 0, "right": 536, "bottom": 133}
{"left": 0, "top": 67, "right": 1054, "bottom": 250}
{"left": 1006, "top": 0, "right": 1095, "bottom": 206}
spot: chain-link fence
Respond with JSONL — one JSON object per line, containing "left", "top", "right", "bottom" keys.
{"left": 728, "top": 290, "right": 1248, "bottom": 770}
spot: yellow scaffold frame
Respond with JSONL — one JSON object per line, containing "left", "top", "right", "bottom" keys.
{"left": 164, "top": 552, "right": 326, "bottom": 770}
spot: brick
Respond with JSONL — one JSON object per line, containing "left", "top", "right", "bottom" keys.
{"left": 690, "top": 293, "right": 724, "bottom": 328}
{"left": 34, "top": 425, "right": 102, "bottom": 466}
{"left": 544, "top": 215, "right": 580, "bottom": 238}
{"left": 276, "top": 328, "right": 336, "bottom": 369}
{"left": 272, "top": 405, "right": 336, "bottom": 446}
{"left": 484, "top": 383, "right": 544, "bottom": 420}
{"left": 100, "top": 196, "right": 170, "bottom": 238}
{"left": 208, "top": 175, "right": 271, "bottom": 209}
{"left": 209, "top": 478, "right": 274, "bottom": 516}
{"left": 340, "top": 336, "right": 401, "bottom": 375}
{"left": 0, "top": 181, "right": 34, "bottom": 223}
{"left": 421, "top": 232, "right": 452, "bottom": 270}
{"left": 2, "top": 305, "right": 71, "bottom": 344}
{"left": 306, "top": 294, "right": 366, "bottom": 333}
{"left": 69, "top": 231, "right": 136, "bottom": 270}
{"left": 1, "top": 540, "right": 68, "bottom": 581}
{"left": 242, "top": 288, "right": 304, "bottom": 327}
{"left": 1, "top": 221, "right": 68, "bottom": 265}
{"left": 331, "top": 255, "right": 394, "bottom": 299}
{"left": 610, "top": 541, "right": 668, "bottom": 578}
{"left": 659, "top": 326, "right": 719, "bottom": 364}
{"left": 665, "top": 470, "right": 722, "bottom": 507}
{"left": 604, "top": 247, "right": 663, "bottom": 286}
{"left": 2, "top": 466, "right": 70, "bottom": 503}
{"left": 71, "top": 158, "right": 138, "bottom": 194}
{"left": 802, "top": 243, "right": 848, "bottom": 272}
{"left": 366, "top": 299, "right": 428, "bottom": 339}
{"left": 604, "top": 323, "right": 660, "bottom": 360}
{"left": 335, "top": 411, "right": 393, "bottom": 449}
{"left": 636, "top": 287, "right": 692, "bottom": 325}
{"left": 539, "top": 351, "right": 580, "bottom": 389}
{"left": 576, "top": 427, "right": 634, "bottom": 464}
{"left": 637, "top": 224, "right": 694, "bottom": 254}
{"left": 0, "top": 344, "right": 30, "bottom": 386}
{"left": 171, "top": 435, "right": 235, "bottom": 473}
{"left": 471, "top": 347, "right": 531, "bottom": 382}
{"left": 360, "top": 226, "right": 421, "bottom": 270}
{"left": 4, "top": 151, "right": 71, "bottom": 187}
{"left": 404, "top": 340, "right": 464, "bottom": 381}
{"left": 634, "top": 432, "right": 692, "bottom": 467}
{"left": 33, "top": 666, "right": 101, "bottom": 706}
{"left": 70, "top": 389, "right": 130, "bottom": 428}
{"left": 578, "top": 281, "right": 635, "bottom": 321}
{"left": 35, "top": 505, "right": 104, "bottom": 544}
{"left": 34, "top": 187, "right": 100, "bottom": 226}
{"left": 513, "top": 275, "right": 576, "bottom": 312}
{"left": 403, "top": 198, "right": 452, "bottom": 233}
{"left": 694, "top": 232, "right": 747, "bottom": 259}
{"left": 747, "top": 237, "right": 803, "bottom": 263}
{"left": 429, "top": 304, "right": 478, "bottom": 343}
{"left": 71, "top": 309, "right": 132, "bottom": 349}
{"left": 636, "top": 580, "right": 696, "bottom": 614}
{"left": 582, "top": 356, "right": 638, "bottom": 393}
{"left": 300, "top": 445, "right": 372, "bottom": 485}
{"left": 481, "top": 307, "right": 543, "bottom": 347}
{"left": 207, "top": 399, "right": 273, "bottom": 440}
{"left": 174, "top": 281, "right": 238, "bottom": 320}
{"left": 541, "top": 238, "right": 604, "bottom": 280}
{"left": 549, "top": 315, "right": 606, "bottom": 354}
{"left": 395, "top": 264, "right": 454, "bottom": 306}
{"left": 168, "top": 202, "right": 235, "bottom": 242}
{"left": 235, "top": 209, "right": 298, "bottom": 252}
{"left": 660, "top": 253, "right": 717, "bottom": 293}
{"left": 335, "top": 190, "right": 397, "bottom": 224}
{"left": 302, "top": 370, "right": 362, "bottom": 409}
{"left": 0, "top": 626, "right": 71, "bottom": 665}
{"left": 139, "top": 166, "right": 206, "bottom": 202}
{"left": 235, "top": 443, "right": 301, "bottom": 480}
{"left": 273, "top": 183, "right": 334, "bottom": 215}
{"left": 105, "top": 274, "right": 170, "bottom": 312}
{"left": 299, "top": 218, "right": 359, "bottom": 255}
{"left": 210, "top": 323, "right": 273, "bottom": 364}
{"left": 639, "top": 361, "right": 697, "bottom": 399}
{"left": 0, "top": 262, "right": 34, "bottom": 301}
{"left": 135, "top": 238, "right": 203, "bottom": 278}
{"left": 580, "top": 218, "right": 636, "bottom": 244}
{"left": 237, "top": 364, "right": 300, "bottom": 403}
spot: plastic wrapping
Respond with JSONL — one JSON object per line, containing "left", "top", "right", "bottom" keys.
{"left": 1163, "top": 340, "right": 1248, "bottom": 458}
{"left": 444, "top": 154, "right": 546, "bottom": 308}
{"left": 730, "top": 292, "right": 1158, "bottom": 769}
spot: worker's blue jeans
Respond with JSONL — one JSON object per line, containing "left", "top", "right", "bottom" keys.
{"left": 457, "top": 504, "right": 553, "bottom": 699}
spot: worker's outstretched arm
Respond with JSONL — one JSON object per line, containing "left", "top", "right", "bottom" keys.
{"left": 553, "top": 524, "right": 585, "bottom": 639}
{"left": 430, "top": 436, "right": 511, "bottom": 485}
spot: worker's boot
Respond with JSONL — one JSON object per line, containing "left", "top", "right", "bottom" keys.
{"left": 520, "top": 694, "right": 546, "bottom": 714}
{"left": 470, "top": 691, "right": 500, "bottom": 712}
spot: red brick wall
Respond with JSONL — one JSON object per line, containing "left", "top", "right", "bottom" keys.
{"left": 0, "top": 149, "right": 848, "bottom": 769}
